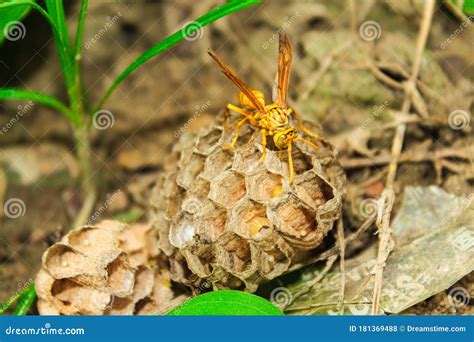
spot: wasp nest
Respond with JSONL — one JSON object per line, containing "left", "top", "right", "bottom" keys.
{"left": 35, "top": 220, "right": 175, "bottom": 315}
{"left": 150, "top": 116, "right": 346, "bottom": 292}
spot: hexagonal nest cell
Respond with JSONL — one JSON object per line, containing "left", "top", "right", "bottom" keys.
{"left": 201, "top": 148, "right": 233, "bottom": 181}
{"left": 247, "top": 170, "right": 283, "bottom": 202}
{"left": 150, "top": 114, "right": 346, "bottom": 291}
{"left": 196, "top": 200, "right": 227, "bottom": 242}
{"left": 229, "top": 199, "right": 270, "bottom": 238}
{"left": 195, "top": 127, "right": 223, "bottom": 155}
{"left": 272, "top": 197, "right": 320, "bottom": 245}
{"left": 209, "top": 170, "right": 247, "bottom": 208}
{"left": 218, "top": 233, "right": 254, "bottom": 274}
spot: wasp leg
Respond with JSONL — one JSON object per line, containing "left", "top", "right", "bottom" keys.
{"left": 227, "top": 104, "right": 258, "bottom": 125}
{"left": 224, "top": 117, "right": 248, "bottom": 150}
{"left": 287, "top": 142, "right": 294, "bottom": 184}
{"left": 224, "top": 106, "right": 231, "bottom": 125}
{"left": 288, "top": 108, "right": 319, "bottom": 140}
{"left": 258, "top": 129, "right": 267, "bottom": 163}
{"left": 295, "top": 137, "right": 318, "bottom": 150}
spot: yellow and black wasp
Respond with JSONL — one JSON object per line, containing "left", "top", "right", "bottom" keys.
{"left": 208, "top": 33, "right": 318, "bottom": 183}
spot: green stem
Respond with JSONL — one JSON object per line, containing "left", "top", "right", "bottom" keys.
{"left": 72, "top": 125, "right": 96, "bottom": 229}
{"left": 72, "top": 0, "right": 95, "bottom": 226}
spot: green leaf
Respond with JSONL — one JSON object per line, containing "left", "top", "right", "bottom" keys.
{"left": 94, "top": 0, "right": 262, "bottom": 111}
{"left": 167, "top": 290, "right": 284, "bottom": 316}
{"left": 0, "top": 0, "right": 34, "bottom": 45}
{"left": 451, "top": 0, "right": 474, "bottom": 14}
{"left": 0, "top": 88, "right": 75, "bottom": 123}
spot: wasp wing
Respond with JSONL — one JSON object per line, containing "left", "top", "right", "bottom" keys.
{"left": 276, "top": 33, "right": 292, "bottom": 108}
{"left": 271, "top": 71, "right": 279, "bottom": 105}
{"left": 208, "top": 49, "right": 266, "bottom": 114}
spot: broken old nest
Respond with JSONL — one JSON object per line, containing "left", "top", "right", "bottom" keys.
{"left": 35, "top": 221, "right": 175, "bottom": 315}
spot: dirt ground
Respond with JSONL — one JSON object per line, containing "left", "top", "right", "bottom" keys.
{"left": 0, "top": 0, "right": 472, "bottom": 314}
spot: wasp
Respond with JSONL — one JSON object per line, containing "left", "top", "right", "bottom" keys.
{"left": 208, "top": 33, "right": 319, "bottom": 184}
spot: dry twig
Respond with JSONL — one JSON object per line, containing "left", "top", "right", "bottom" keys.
{"left": 336, "top": 217, "right": 346, "bottom": 313}
{"left": 340, "top": 146, "right": 473, "bottom": 169}
{"left": 371, "top": 0, "right": 436, "bottom": 315}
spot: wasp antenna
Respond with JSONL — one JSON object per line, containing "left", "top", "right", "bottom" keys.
{"left": 208, "top": 49, "right": 227, "bottom": 70}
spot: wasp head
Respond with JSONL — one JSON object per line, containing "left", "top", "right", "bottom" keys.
{"left": 274, "top": 127, "right": 297, "bottom": 149}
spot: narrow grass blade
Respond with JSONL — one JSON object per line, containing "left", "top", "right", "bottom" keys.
{"left": 74, "top": 0, "right": 88, "bottom": 57}
{"left": 70, "top": 0, "right": 88, "bottom": 119}
{"left": 94, "top": 0, "right": 262, "bottom": 111}
{"left": 13, "top": 283, "right": 36, "bottom": 315}
{"left": 44, "top": 0, "right": 74, "bottom": 90}
{"left": 44, "top": 0, "right": 72, "bottom": 55}
{"left": 0, "top": 282, "right": 32, "bottom": 314}
{"left": 0, "top": 88, "right": 76, "bottom": 124}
